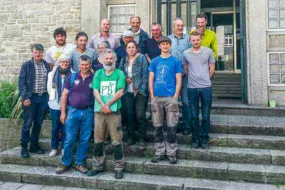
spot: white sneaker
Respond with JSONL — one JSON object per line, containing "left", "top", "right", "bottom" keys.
{"left": 61, "top": 149, "right": 64, "bottom": 156}
{"left": 49, "top": 149, "right": 58, "bottom": 157}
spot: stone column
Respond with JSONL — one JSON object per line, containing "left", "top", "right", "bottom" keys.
{"left": 245, "top": 0, "right": 268, "bottom": 106}
{"left": 136, "top": 0, "right": 151, "bottom": 34}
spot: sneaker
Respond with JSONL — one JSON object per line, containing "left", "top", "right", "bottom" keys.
{"left": 151, "top": 155, "right": 165, "bottom": 163}
{"left": 167, "top": 155, "right": 177, "bottom": 164}
{"left": 114, "top": 170, "right": 124, "bottom": 179}
{"left": 191, "top": 142, "right": 199, "bottom": 149}
{"left": 21, "top": 147, "right": 29, "bottom": 158}
{"left": 49, "top": 149, "right": 58, "bottom": 157}
{"left": 55, "top": 164, "right": 70, "bottom": 174}
{"left": 86, "top": 170, "right": 102, "bottom": 177}
{"left": 75, "top": 164, "right": 88, "bottom": 174}
{"left": 138, "top": 139, "right": 146, "bottom": 150}
{"left": 201, "top": 142, "right": 209, "bottom": 149}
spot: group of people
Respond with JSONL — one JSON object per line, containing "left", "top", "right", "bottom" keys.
{"left": 18, "top": 13, "right": 217, "bottom": 179}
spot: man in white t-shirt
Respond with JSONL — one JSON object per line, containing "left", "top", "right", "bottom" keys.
{"left": 45, "top": 27, "right": 76, "bottom": 71}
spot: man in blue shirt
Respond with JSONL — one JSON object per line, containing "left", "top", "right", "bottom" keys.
{"left": 149, "top": 36, "right": 182, "bottom": 164}
{"left": 168, "top": 18, "right": 192, "bottom": 136}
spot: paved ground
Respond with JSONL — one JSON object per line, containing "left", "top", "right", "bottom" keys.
{"left": 0, "top": 181, "right": 100, "bottom": 190}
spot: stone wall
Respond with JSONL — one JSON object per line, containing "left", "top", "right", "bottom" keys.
{"left": 0, "top": 118, "right": 51, "bottom": 152}
{"left": 0, "top": 0, "right": 82, "bottom": 81}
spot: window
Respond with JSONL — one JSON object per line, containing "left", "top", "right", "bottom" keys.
{"left": 225, "top": 35, "right": 233, "bottom": 47}
{"left": 268, "top": 52, "right": 285, "bottom": 85}
{"left": 108, "top": 5, "right": 136, "bottom": 34}
{"left": 268, "top": 0, "right": 285, "bottom": 29}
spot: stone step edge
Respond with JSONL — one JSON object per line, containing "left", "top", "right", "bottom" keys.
{"left": 1, "top": 151, "right": 285, "bottom": 184}
{"left": 0, "top": 164, "right": 282, "bottom": 190}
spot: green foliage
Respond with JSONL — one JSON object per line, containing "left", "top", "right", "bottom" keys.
{"left": 0, "top": 81, "right": 19, "bottom": 118}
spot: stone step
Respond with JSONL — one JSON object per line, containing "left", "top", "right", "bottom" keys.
{"left": 38, "top": 131, "right": 285, "bottom": 151}
{"left": 2, "top": 146, "right": 285, "bottom": 166}
{"left": 0, "top": 164, "right": 282, "bottom": 190}
{"left": 1, "top": 153, "right": 285, "bottom": 184}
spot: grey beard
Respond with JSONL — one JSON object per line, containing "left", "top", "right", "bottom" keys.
{"left": 103, "top": 63, "right": 115, "bottom": 71}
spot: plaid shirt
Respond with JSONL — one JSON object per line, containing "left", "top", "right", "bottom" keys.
{"left": 33, "top": 60, "right": 47, "bottom": 93}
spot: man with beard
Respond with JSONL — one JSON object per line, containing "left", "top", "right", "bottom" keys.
{"left": 71, "top": 32, "right": 97, "bottom": 72}
{"left": 87, "top": 49, "right": 126, "bottom": 179}
{"left": 168, "top": 18, "right": 192, "bottom": 136}
{"left": 190, "top": 13, "right": 218, "bottom": 60}
{"left": 182, "top": 31, "right": 215, "bottom": 149}
{"left": 46, "top": 27, "right": 76, "bottom": 71}
{"left": 145, "top": 22, "right": 162, "bottom": 63}
{"left": 55, "top": 55, "right": 94, "bottom": 175}
{"left": 87, "top": 19, "right": 120, "bottom": 51}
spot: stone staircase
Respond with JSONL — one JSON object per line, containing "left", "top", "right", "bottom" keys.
{"left": 1, "top": 108, "right": 285, "bottom": 189}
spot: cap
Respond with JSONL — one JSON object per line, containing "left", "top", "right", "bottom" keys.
{"left": 157, "top": 36, "right": 171, "bottom": 44}
{"left": 122, "top": 30, "right": 134, "bottom": 37}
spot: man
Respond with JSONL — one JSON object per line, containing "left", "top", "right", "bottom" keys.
{"left": 87, "top": 19, "right": 120, "bottom": 51}
{"left": 149, "top": 36, "right": 182, "bottom": 164}
{"left": 18, "top": 44, "right": 50, "bottom": 158}
{"left": 87, "top": 49, "right": 125, "bottom": 179}
{"left": 115, "top": 30, "right": 134, "bottom": 67}
{"left": 182, "top": 31, "right": 215, "bottom": 149}
{"left": 145, "top": 22, "right": 162, "bottom": 63}
{"left": 71, "top": 32, "right": 97, "bottom": 72}
{"left": 168, "top": 18, "right": 192, "bottom": 135}
{"left": 45, "top": 27, "right": 76, "bottom": 71}
{"left": 55, "top": 55, "right": 94, "bottom": 174}
{"left": 190, "top": 13, "right": 218, "bottom": 60}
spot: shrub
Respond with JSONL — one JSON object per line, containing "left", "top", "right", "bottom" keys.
{"left": 0, "top": 81, "right": 18, "bottom": 118}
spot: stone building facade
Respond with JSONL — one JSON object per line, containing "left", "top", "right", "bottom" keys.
{"left": 1, "top": 0, "right": 285, "bottom": 106}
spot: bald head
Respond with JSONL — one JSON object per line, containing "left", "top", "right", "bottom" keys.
{"left": 100, "top": 19, "right": 111, "bottom": 33}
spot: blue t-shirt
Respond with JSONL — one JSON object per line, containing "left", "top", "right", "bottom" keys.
{"left": 149, "top": 55, "right": 182, "bottom": 97}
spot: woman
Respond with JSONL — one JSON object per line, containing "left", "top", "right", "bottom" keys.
{"left": 71, "top": 32, "right": 97, "bottom": 72}
{"left": 47, "top": 54, "right": 72, "bottom": 157}
{"left": 119, "top": 40, "right": 149, "bottom": 149}
{"left": 92, "top": 41, "right": 110, "bottom": 72}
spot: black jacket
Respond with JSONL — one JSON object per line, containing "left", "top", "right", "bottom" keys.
{"left": 18, "top": 58, "right": 50, "bottom": 101}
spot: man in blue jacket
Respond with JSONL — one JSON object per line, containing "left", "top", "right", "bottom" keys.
{"left": 18, "top": 44, "right": 50, "bottom": 158}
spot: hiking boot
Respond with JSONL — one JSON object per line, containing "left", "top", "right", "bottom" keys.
{"left": 151, "top": 155, "right": 165, "bottom": 163}
{"left": 167, "top": 155, "right": 177, "bottom": 164}
{"left": 55, "top": 164, "right": 70, "bottom": 174}
{"left": 114, "top": 170, "right": 124, "bottom": 179}
{"left": 138, "top": 139, "right": 146, "bottom": 150}
{"left": 191, "top": 142, "right": 199, "bottom": 149}
{"left": 86, "top": 170, "right": 102, "bottom": 177}
{"left": 75, "top": 164, "right": 88, "bottom": 174}
{"left": 21, "top": 147, "right": 29, "bottom": 158}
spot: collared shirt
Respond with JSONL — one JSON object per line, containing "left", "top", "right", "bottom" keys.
{"left": 190, "top": 29, "right": 218, "bottom": 60}
{"left": 87, "top": 33, "right": 120, "bottom": 50}
{"left": 64, "top": 72, "right": 94, "bottom": 109}
{"left": 168, "top": 33, "right": 192, "bottom": 63}
{"left": 33, "top": 59, "right": 47, "bottom": 93}
{"left": 145, "top": 37, "right": 161, "bottom": 60}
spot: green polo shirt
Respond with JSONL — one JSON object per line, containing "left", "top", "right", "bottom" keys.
{"left": 190, "top": 29, "right": 218, "bottom": 60}
{"left": 92, "top": 68, "right": 125, "bottom": 109}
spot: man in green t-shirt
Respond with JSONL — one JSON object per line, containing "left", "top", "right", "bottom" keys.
{"left": 87, "top": 49, "right": 126, "bottom": 179}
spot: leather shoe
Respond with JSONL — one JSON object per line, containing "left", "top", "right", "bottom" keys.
{"left": 191, "top": 142, "right": 199, "bottom": 149}
{"left": 21, "top": 147, "right": 29, "bottom": 158}
{"left": 86, "top": 170, "right": 102, "bottom": 177}
{"left": 201, "top": 142, "right": 209, "bottom": 149}
{"left": 29, "top": 146, "right": 45, "bottom": 154}
{"left": 114, "top": 170, "right": 124, "bottom": 179}
{"left": 182, "top": 128, "right": 191, "bottom": 135}
{"left": 55, "top": 164, "right": 71, "bottom": 174}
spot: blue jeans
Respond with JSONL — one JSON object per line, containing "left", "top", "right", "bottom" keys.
{"left": 188, "top": 87, "right": 212, "bottom": 143}
{"left": 62, "top": 106, "right": 94, "bottom": 166}
{"left": 50, "top": 109, "right": 65, "bottom": 150}
{"left": 21, "top": 93, "right": 48, "bottom": 146}
{"left": 181, "top": 75, "right": 191, "bottom": 130}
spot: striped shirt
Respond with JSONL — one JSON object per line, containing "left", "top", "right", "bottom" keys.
{"left": 33, "top": 60, "right": 47, "bottom": 93}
